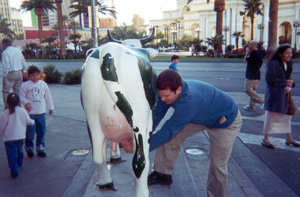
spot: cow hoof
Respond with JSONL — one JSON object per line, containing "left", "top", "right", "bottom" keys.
{"left": 97, "top": 182, "right": 118, "bottom": 191}
{"left": 109, "top": 157, "right": 127, "bottom": 164}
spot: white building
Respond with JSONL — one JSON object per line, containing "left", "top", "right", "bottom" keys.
{"left": 149, "top": 0, "right": 300, "bottom": 49}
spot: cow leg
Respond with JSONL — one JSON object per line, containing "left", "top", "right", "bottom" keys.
{"left": 133, "top": 111, "right": 152, "bottom": 197}
{"left": 87, "top": 116, "right": 117, "bottom": 191}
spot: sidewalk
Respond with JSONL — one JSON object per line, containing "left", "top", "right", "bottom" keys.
{"left": 1, "top": 84, "right": 299, "bottom": 197}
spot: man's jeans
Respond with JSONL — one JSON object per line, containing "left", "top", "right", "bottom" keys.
{"left": 25, "top": 114, "right": 46, "bottom": 151}
{"left": 5, "top": 139, "right": 24, "bottom": 175}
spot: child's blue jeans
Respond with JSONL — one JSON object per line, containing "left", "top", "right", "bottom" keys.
{"left": 25, "top": 113, "right": 46, "bottom": 151}
{"left": 5, "top": 139, "right": 24, "bottom": 175}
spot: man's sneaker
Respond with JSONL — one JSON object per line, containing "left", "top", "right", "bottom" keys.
{"left": 243, "top": 105, "right": 255, "bottom": 111}
{"left": 37, "top": 145, "right": 47, "bottom": 157}
{"left": 148, "top": 171, "right": 173, "bottom": 185}
{"left": 26, "top": 147, "right": 34, "bottom": 158}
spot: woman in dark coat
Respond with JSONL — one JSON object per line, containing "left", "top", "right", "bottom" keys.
{"left": 262, "top": 44, "right": 300, "bottom": 149}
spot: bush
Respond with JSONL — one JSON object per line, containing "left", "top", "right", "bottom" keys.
{"left": 43, "top": 65, "right": 62, "bottom": 83}
{"left": 64, "top": 69, "right": 81, "bottom": 85}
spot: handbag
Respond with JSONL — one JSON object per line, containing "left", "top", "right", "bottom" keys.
{"left": 286, "top": 92, "right": 298, "bottom": 116}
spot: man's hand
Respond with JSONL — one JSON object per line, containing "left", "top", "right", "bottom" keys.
{"left": 287, "top": 80, "right": 293, "bottom": 87}
{"left": 25, "top": 103, "right": 31, "bottom": 112}
{"left": 120, "top": 139, "right": 134, "bottom": 153}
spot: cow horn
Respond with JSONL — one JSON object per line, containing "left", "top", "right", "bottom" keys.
{"left": 107, "top": 29, "right": 122, "bottom": 43}
{"left": 140, "top": 27, "right": 155, "bottom": 45}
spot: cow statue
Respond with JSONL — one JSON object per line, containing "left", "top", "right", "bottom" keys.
{"left": 81, "top": 28, "right": 158, "bottom": 197}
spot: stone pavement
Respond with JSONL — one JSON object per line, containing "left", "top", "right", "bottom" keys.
{"left": 0, "top": 84, "right": 299, "bottom": 197}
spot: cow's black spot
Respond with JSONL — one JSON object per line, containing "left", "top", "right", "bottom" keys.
{"left": 127, "top": 48, "right": 157, "bottom": 109}
{"left": 101, "top": 53, "right": 118, "bottom": 82}
{"left": 132, "top": 133, "right": 145, "bottom": 179}
{"left": 115, "top": 91, "right": 134, "bottom": 128}
{"left": 90, "top": 49, "right": 100, "bottom": 59}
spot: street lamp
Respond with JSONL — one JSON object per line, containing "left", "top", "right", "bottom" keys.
{"left": 223, "top": 26, "right": 229, "bottom": 46}
{"left": 293, "top": 20, "right": 300, "bottom": 51}
{"left": 170, "top": 26, "right": 177, "bottom": 51}
{"left": 195, "top": 27, "right": 202, "bottom": 41}
{"left": 258, "top": 23, "right": 264, "bottom": 43}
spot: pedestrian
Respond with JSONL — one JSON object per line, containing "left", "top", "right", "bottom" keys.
{"left": 243, "top": 40, "right": 264, "bottom": 111}
{"left": 1, "top": 38, "right": 27, "bottom": 109}
{"left": 147, "top": 69, "right": 242, "bottom": 197}
{"left": 169, "top": 55, "right": 180, "bottom": 72}
{"left": 0, "top": 93, "right": 34, "bottom": 178}
{"left": 19, "top": 65, "right": 54, "bottom": 157}
{"left": 262, "top": 44, "right": 300, "bottom": 149}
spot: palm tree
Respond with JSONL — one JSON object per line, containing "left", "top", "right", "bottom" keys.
{"left": 242, "top": 0, "right": 263, "bottom": 40}
{"left": 0, "top": 15, "right": 15, "bottom": 39}
{"left": 20, "top": 0, "right": 56, "bottom": 45}
{"left": 266, "top": 0, "right": 278, "bottom": 56}
{"left": 232, "top": 31, "right": 244, "bottom": 50}
{"left": 69, "top": 33, "right": 82, "bottom": 53}
{"left": 188, "top": 0, "right": 225, "bottom": 57}
{"left": 206, "top": 34, "right": 224, "bottom": 57}
{"left": 69, "top": 0, "right": 116, "bottom": 28}
{"left": 69, "top": 21, "right": 82, "bottom": 34}
{"left": 42, "top": 36, "right": 56, "bottom": 55}
{"left": 55, "top": 0, "right": 67, "bottom": 58}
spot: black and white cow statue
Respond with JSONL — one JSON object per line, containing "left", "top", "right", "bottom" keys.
{"left": 81, "top": 29, "right": 158, "bottom": 197}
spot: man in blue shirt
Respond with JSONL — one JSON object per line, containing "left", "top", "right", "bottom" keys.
{"left": 148, "top": 70, "right": 242, "bottom": 197}
{"left": 169, "top": 55, "right": 180, "bottom": 72}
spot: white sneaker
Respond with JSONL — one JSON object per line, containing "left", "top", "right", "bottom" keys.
{"left": 243, "top": 105, "right": 255, "bottom": 111}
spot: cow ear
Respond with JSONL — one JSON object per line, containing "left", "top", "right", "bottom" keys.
{"left": 146, "top": 48, "right": 159, "bottom": 59}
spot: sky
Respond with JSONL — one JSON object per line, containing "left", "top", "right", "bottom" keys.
{"left": 9, "top": 0, "right": 177, "bottom": 26}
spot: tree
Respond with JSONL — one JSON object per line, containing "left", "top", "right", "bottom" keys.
{"left": 69, "top": 0, "right": 116, "bottom": 29}
{"left": 266, "top": 0, "right": 278, "bottom": 56}
{"left": 232, "top": 31, "right": 244, "bottom": 50}
{"left": 20, "top": 0, "right": 56, "bottom": 45}
{"left": 42, "top": 36, "right": 56, "bottom": 55}
{"left": 69, "top": 33, "right": 82, "bottom": 53}
{"left": 206, "top": 34, "right": 224, "bottom": 57}
{"left": 69, "top": 21, "right": 81, "bottom": 34}
{"left": 55, "top": 0, "right": 67, "bottom": 58}
{"left": 0, "top": 15, "right": 15, "bottom": 39}
{"left": 188, "top": 0, "right": 225, "bottom": 57}
{"left": 110, "top": 25, "right": 146, "bottom": 40}
{"left": 242, "top": 0, "right": 263, "bottom": 40}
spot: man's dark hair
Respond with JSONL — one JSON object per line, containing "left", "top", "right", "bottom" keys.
{"left": 171, "top": 55, "right": 180, "bottom": 61}
{"left": 27, "top": 65, "right": 41, "bottom": 75}
{"left": 2, "top": 38, "right": 12, "bottom": 47}
{"left": 156, "top": 69, "right": 183, "bottom": 93}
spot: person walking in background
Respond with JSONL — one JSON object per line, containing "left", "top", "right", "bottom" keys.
{"left": 1, "top": 38, "right": 27, "bottom": 109}
{"left": 243, "top": 40, "right": 264, "bottom": 111}
{"left": 262, "top": 44, "right": 300, "bottom": 149}
{"left": 0, "top": 93, "right": 34, "bottom": 178}
{"left": 19, "top": 65, "right": 54, "bottom": 158}
{"left": 169, "top": 55, "right": 180, "bottom": 72}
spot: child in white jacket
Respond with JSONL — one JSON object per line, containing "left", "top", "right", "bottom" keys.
{"left": 0, "top": 93, "right": 34, "bottom": 178}
{"left": 20, "top": 65, "right": 54, "bottom": 158}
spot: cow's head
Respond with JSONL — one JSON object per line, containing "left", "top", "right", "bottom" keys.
{"left": 107, "top": 28, "right": 158, "bottom": 59}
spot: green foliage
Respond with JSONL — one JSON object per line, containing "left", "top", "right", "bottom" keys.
{"left": 110, "top": 25, "right": 146, "bottom": 40}
{"left": 43, "top": 65, "right": 62, "bottom": 83}
{"left": 64, "top": 69, "right": 81, "bottom": 85}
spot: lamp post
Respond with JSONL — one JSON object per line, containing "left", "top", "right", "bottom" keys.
{"left": 293, "top": 21, "right": 300, "bottom": 51}
{"left": 223, "top": 26, "right": 229, "bottom": 46}
{"left": 258, "top": 23, "right": 264, "bottom": 43}
{"left": 195, "top": 27, "right": 202, "bottom": 41}
{"left": 170, "top": 26, "right": 177, "bottom": 52}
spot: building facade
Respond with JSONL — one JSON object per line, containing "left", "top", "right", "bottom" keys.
{"left": 0, "top": 0, "right": 24, "bottom": 39}
{"left": 149, "top": 0, "right": 300, "bottom": 49}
